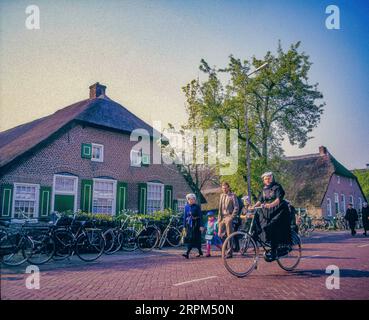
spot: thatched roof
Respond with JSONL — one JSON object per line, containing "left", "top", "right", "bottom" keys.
{"left": 0, "top": 85, "right": 153, "bottom": 169}
{"left": 284, "top": 147, "right": 359, "bottom": 208}
{"left": 201, "top": 187, "right": 221, "bottom": 212}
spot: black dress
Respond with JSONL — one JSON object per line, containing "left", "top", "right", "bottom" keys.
{"left": 345, "top": 208, "right": 358, "bottom": 235}
{"left": 183, "top": 203, "right": 203, "bottom": 252}
{"left": 362, "top": 207, "right": 369, "bottom": 231}
{"left": 257, "top": 182, "right": 291, "bottom": 250}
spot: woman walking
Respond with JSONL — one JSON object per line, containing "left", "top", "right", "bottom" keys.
{"left": 182, "top": 193, "right": 204, "bottom": 259}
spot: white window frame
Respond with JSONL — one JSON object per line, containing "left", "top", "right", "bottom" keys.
{"left": 358, "top": 197, "right": 362, "bottom": 210}
{"left": 147, "top": 182, "right": 164, "bottom": 214}
{"left": 349, "top": 178, "right": 353, "bottom": 186}
{"left": 130, "top": 149, "right": 141, "bottom": 167}
{"left": 92, "top": 178, "right": 117, "bottom": 215}
{"left": 91, "top": 143, "right": 104, "bottom": 162}
{"left": 349, "top": 195, "right": 354, "bottom": 208}
{"left": 52, "top": 174, "right": 78, "bottom": 213}
{"left": 340, "top": 194, "right": 345, "bottom": 213}
{"left": 337, "top": 176, "right": 340, "bottom": 184}
{"left": 334, "top": 193, "right": 339, "bottom": 214}
{"left": 326, "top": 198, "right": 332, "bottom": 217}
{"left": 177, "top": 199, "right": 187, "bottom": 214}
{"left": 12, "top": 183, "right": 40, "bottom": 219}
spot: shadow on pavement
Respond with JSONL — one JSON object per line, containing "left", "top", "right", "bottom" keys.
{"left": 291, "top": 268, "right": 369, "bottom": 278}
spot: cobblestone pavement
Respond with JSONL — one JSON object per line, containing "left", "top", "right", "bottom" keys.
{"left": 1, "top": 230, "right": 369, "bottom": 300}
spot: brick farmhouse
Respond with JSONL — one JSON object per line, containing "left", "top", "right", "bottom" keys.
{"left": 284, "top": 146, "right": 367, "bottom": 217}
{"left": 0, "top": 83, "right": 201, "bottom": 220}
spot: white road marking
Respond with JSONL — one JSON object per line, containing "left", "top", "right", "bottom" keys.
{"left": 357, "top": 244, "right": 369, "bottom": 248}
{"left": 173, "top": 276, "right": 218, "bottom": 286}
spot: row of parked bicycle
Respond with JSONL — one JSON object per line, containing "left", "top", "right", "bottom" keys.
{"left": 296, "top": 212, "right": 359, "bottom": 237}
{"left": 0, "top": 212, "right": 184, "bottom": 267}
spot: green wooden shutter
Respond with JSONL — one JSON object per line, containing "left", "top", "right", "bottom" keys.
{"left": 164, "top": 185, "right": 173, "bottom": 210}
{"left": 0, "top": 184, "right": 13, "bottom": 218}
{"left": 116, "top": 181, "right": 127, "bottom": 215}
{"left": 39, "top": 186, "right": 52, "bottom": 218}
{"left": 80, "top": 179, "right": 93, "bottom": 213}
{"left": 173, "top": 199, "right": 178, "bottom": 213}
{"left": 81, "top": 143, "right": 92, "bottom": 159}
{"left": 138, "top": 183, "right": 147, "bottom": 214}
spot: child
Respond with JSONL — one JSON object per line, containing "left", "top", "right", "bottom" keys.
{"left": 204, "top": 211, "right": 222, "bottom": 257}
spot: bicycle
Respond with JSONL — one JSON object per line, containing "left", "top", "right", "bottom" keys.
{"left": 222, "top": 207, "right": 302, "bottom": 278}
{"left": 155, "top": 215, "right": 182, "bottom": 249}
{"left": 50, "top": 213, "right": 106, "bottom": 262}
{"left": 296, "top": 213, "right": 314, "bottom": 237}
{"left": 103, "top": 213, "right": 135, "bottom": 254}
{"left": 335, "top": 213, "right": 348, "bottom": 230}
{"left": 106, "top": 214, "right": 160, "bottom": 253}
{"left": 0, "top": 220, "right": 34, "bottom": 266}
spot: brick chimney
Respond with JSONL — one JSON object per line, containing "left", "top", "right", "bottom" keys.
{"left": 89, "top": 82, "right": 106, "bottom": 99}
{"left": 319, "top": 146, "right": 328, "bottom": 156}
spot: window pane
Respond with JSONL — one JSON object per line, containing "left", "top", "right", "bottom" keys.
{"left": 92, "top": 145, "right": 102, "bottom": 160}
{"left": 14, "top": 184, "right": 37, "bottom": 219}
{"left": 55, "top": 176, "right": 76, "bottom": 192}
{"left": 147, "top": 183, "right": 163, "bottom": 214}
{"left": 92, "top": 180, "right": 114, "bottom": 215}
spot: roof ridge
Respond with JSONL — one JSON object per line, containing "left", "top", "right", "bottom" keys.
{"left": 0, "top": 92, "right": 155, "bottom": 169}
{"left": 284, "top": 153, "right": 320, "bottom": 160}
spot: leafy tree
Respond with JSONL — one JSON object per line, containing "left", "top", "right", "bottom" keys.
{"left": 182, "top": 41, "right": 325, "bottom": 196}
{"left": 353, "top": 169, "right": 369, "bottom": 201}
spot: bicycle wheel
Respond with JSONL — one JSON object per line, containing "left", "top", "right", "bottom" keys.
{"left": 2, "top": 234, "right": 34, "bottom": 266}
{"left": 75, "top": 229, "right": 105, "bottom": 262}
{"left": 137, "top": 226, "right": 159, "bottom": 252}
{"left": 298, "top": 225, "right": 306, "bottom": 237}
{"left": 222, "top": 231, "right": 258, "bottom": 278}
{"left": 166, "top": 227, "right": 181, "bottom": 247}
{"left": 103, "top": 228, "right": 118, "bottom": 254}
{"left": 27, "top": 232, "right": 55, "bottom": 265}
{"left": 277, "top": 231, "right": 302, "bottom": 271}
{"left": 53, "top": 229, "right": 74, "bottom": 261}
{"left": 120, "top": 228, "right": 138, "bottom": 251}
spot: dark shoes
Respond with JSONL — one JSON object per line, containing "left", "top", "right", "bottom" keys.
{"left": 264, "top": 251, "right": 277, "bottom": 262}
{"left": 225, "top": 254, "right": 233, "bottom": 259}
{"left": 183, "top": 250, "right": 203, "bottom": 258}
{"left": 206, "top": 254, "right": 211, "bottom": 257}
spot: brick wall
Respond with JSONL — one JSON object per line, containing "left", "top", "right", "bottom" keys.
{"left": 0, "top": 124, "right": 192, "bottom": 214}
{"left": 321, "top": 174, "right": 365, "bottom": 217}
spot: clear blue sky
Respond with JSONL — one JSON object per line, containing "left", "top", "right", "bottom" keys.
{"left": 0, "top": 0, "right": 368, "bottom": 169}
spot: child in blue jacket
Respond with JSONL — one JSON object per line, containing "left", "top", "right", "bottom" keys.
{"left": 205, "top": 211, "right": 222, "bottom": 257}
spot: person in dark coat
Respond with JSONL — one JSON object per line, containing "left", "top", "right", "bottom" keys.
{"left": 362, "top": 202, "right": 369, "bottom": 236}
{"left": 287, "top": 201, "right": 299, "bottom": 234}
{"left": 250, "top": 172, "right": 291, "bottom": 262}
{"left": 182, "top": 193, "right": 204, "bottom": 259}
{"left": 345, "top": 203, "right": 358, "bottom": 236}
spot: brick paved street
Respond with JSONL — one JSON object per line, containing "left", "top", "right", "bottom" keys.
{"left": 1, "top": 230, "right": 369, "bottom": 300}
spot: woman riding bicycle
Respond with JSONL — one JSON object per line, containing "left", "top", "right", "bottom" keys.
{"left": 249, "top": 171, "right": 291, "bottom": 262}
